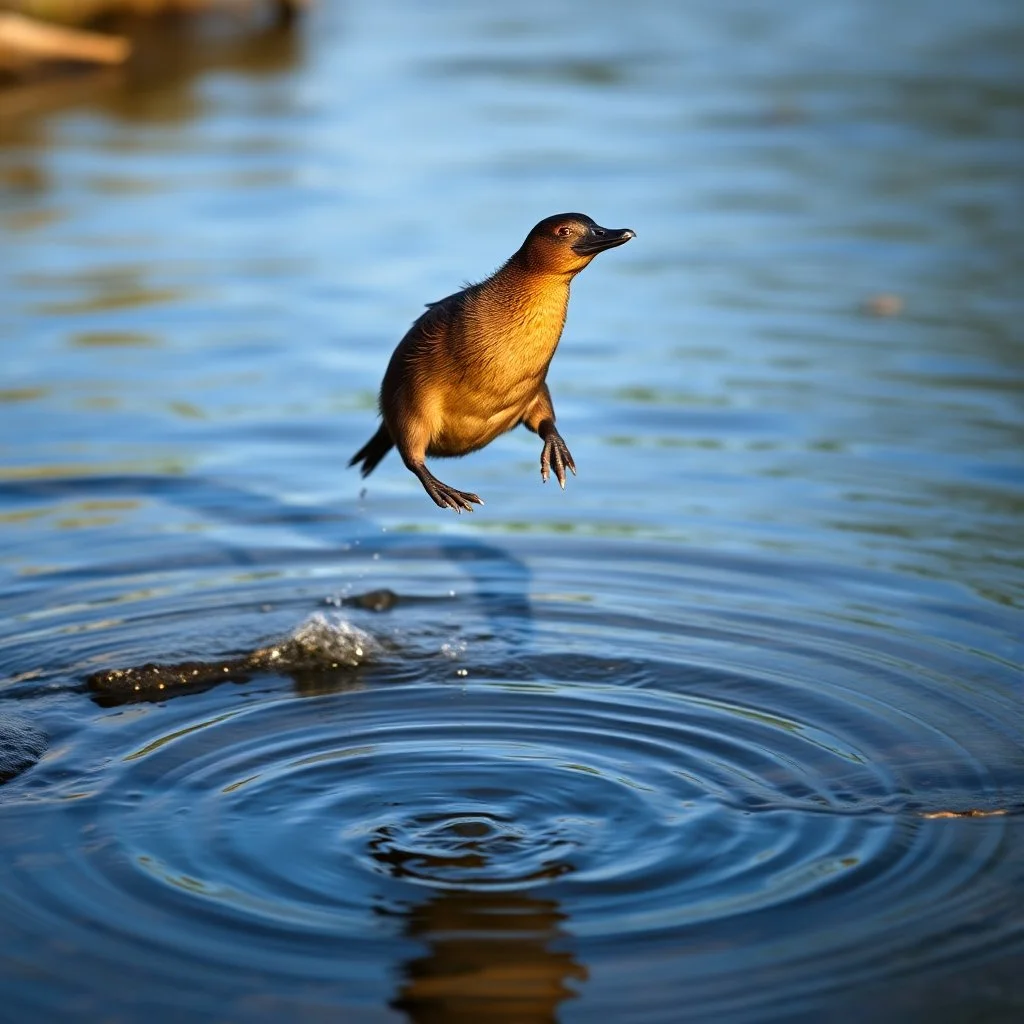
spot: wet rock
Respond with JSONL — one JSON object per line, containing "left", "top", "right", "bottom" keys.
{"left": 248, "top": 615, "right": 375, "bottom": 671}
{"left": 341, "top": 588, "right": 400, "bottom": 612}
{"left": 87, "top": 613, "right": 378, "bottom": 703}
{"left": 86, "top": 659, "right": 252, "bottom": 697}
{"left": 0, "top": 710, "right": 47, "bottom": 784}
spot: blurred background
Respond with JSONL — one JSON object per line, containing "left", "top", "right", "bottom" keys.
{"left": 1, "top": 0, "right": 1021, "bottom": 588}
{"left": 1, "top": 1, "right": 1022, "bottom": 1022}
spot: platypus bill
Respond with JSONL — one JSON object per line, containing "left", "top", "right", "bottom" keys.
{"left": 349, "top": 213, "right": 635, "bottom": 513}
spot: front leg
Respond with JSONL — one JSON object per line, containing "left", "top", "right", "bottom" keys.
{"left": 522, "top": 384, "right": 577, "bottom": 489}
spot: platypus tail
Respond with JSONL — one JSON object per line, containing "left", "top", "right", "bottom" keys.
{"left": 349, "top": 423, "right": 394, "bottom": 478}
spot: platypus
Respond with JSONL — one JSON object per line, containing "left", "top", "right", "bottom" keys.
{"left": 349, "top": 213, "right": 635, "bottom": 512}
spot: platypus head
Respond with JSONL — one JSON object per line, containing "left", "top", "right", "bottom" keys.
{"left": 518, "top": 213, "right": 635, "bottom": 275}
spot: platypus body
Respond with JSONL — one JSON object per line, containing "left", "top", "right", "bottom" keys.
{"left": 349, "top": 213, "right": 634, "bottom": 512}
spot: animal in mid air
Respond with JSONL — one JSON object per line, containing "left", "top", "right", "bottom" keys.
{"left": 349, "top": 213, "right": 635, "bottom": 512}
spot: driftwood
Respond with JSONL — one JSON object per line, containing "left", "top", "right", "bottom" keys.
{"left": 0, "top": 12, "right": 129, "bottom": 72}
{"left": 0, "top": 2, "right": 307, "bottom": 81}
{"left": 0, "top": 1, "right": 307, "bottom": 28}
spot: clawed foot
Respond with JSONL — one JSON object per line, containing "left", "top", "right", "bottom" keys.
{"left": 410, "top": 463, "right": 483, "bottom": 513}
{"left": 540, "top": 430, "right": 577, "bottom": 489}
{"left": 424, "top": 477, "right": 483, "bottom": 514}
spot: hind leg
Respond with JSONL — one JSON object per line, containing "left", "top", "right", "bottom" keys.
{"left": 410, "top": 463, "right": 483, "bottom": 513}
{"left": 395, "top": 416, "right": 483, "bottom": 513}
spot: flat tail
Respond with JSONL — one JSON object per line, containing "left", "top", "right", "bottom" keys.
{"left": 348, "top": 423, "right": 394, "bottom": 478}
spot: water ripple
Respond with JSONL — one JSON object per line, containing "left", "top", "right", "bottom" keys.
{"left": 1, "top": 541, "right": 1020, "bottom": 1021}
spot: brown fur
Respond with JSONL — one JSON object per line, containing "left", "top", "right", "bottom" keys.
{"left": 350, "top": 213, "right": 634, "bottom": 512}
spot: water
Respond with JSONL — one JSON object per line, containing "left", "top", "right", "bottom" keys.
{"left": 1, "top": 1, "right": 1022, "bottom": 1021}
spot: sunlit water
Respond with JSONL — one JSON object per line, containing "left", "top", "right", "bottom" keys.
{"left": 1, "top": 1, "right": 1022, "bottom": 1022}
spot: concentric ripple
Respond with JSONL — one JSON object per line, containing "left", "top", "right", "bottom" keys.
{"left": 0, "top": 532, "right": 1021, "bottom": 1024}
{"left": 2, "top": 539, "right": 1021, "bottom": 1024}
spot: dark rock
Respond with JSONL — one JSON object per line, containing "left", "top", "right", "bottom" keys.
{"left": 342, "top": 588, "right": 400, "bottom": 612}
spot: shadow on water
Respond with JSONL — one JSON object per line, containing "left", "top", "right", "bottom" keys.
{"left": 0, "top": 472, "right": 536, "bottom": 708}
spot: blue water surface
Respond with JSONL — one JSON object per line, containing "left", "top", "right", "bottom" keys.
{"left": 0, "top": 2, "right": 1022, "bottom": 1022}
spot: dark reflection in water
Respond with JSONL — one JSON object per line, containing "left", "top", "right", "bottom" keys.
{"left": 374, "top": 828, "right": 586, "bottom": 1023}
{"left": 392, "top": 891, "right": 585, "bottom": 1024}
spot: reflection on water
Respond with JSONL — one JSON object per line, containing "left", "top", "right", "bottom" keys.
{"left": 1, "top": 0, "right": 1023, "bottom": 1022}
{"left": 391, "top": 887, "right": 586, "bottom": 1024}
{"left": 374, "top": 822, "right": 587, "bottom": 1024}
